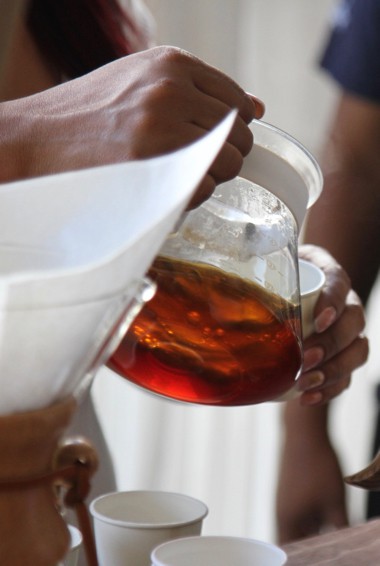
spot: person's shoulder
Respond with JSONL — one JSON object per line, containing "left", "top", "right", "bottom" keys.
{"left": 320, "top": 0, "right": 380, "bottom": 102}
{"left": 329, "top": 0, "right": 380, "bottom": 33}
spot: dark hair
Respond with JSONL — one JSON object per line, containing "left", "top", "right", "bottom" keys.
{"left": 27, "top": 0, "right": 146, "bottom": 79}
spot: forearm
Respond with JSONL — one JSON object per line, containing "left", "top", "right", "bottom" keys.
{"left": 282, "top": 398, "right": 329, "bottom": 443}
{"left": 0, "top": 99, "right": 32, "bottom": 183}
{"left": 304, "top": 174, "right": 380, "bottom": 304}
{"left": 303, "top": 94, "right": 380, "bottom": 303}
{"left": 282, "top": 94, "right": 379, "bottom": 435}
{"left": 0, "top": 46, "right": 259, "bottom": 194}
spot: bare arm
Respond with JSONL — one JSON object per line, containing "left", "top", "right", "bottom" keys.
{"left": 277, "top": 93, "right": 378, "bottom": 543}
{"left": 293, "top": 92, "right": 379, "bottom": 406}
{"left": 306, "top": 94, "right": 380, "bottom": 302}
{"left": 0, "top": 45, "right": 264, "bottom": 207}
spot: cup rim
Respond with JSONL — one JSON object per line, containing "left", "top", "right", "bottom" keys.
{"left": 299, "top": 258, "right": 326, "bottom": 297}
{"left": 151, "top": 535, "right": 288, "bottom": 564}
{"left": 252, "top": 120, "right": 322, "bottom": 202}
{"left": 89, "top": 490, "right": 209, "bottom": 530}
{"left": 241, "top": 120, "right": 323, "bottom": 229}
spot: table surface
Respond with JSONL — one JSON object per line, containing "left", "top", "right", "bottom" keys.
{"left": 282, "top": 519, "right": 380, "bottom": 565}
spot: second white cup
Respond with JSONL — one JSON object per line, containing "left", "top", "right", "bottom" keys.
{"left": 151, "top": 535, "right": 287, "bottom": 566}
{"left": 90, "top": 490, "right": 208, "bottom": 566}
{"left": 62, "top": 525, "right": 83, "bottom": 566}
{"left": 299, "top": 258, "right": 326, "bottom": 339}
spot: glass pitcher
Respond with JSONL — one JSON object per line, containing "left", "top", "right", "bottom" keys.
{"left": 108, "top": 121, "right": 323, "bottom": 406}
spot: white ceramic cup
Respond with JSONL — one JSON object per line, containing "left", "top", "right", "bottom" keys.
{"left": 90, "top": 490, "right": 208, "bottom": 566}
{"left": 62, "top": 525, "right": 82, "bottom": 566}
{"left": 150, "top": 535, "right": 287, "bottom": 566}
{"left": 299, "top": 258, "right": 326, "bottom": 339}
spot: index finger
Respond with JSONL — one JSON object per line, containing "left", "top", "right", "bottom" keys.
{"left": 191, "top": 60, "right": 257, "bottom": 123}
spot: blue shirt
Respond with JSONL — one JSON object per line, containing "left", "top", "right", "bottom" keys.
{"left": 321, "top": 0, "right": 380, "bottom": 102}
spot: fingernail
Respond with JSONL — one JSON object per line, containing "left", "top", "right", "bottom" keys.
{"left": 247, "top": 93, "right": 266, "bottom": 118}
{"left": 297, "top": 370, "right": 325, "bottom": 392}
{"left": 303, "top": 347, "right": 324, "bottom": 371}
{"left": 315, "top": 306, "right": 337, "bottom": 333}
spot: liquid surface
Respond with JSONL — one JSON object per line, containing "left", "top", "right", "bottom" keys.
{"left": 109, "top": 256, "right": 302, "bottom": 406}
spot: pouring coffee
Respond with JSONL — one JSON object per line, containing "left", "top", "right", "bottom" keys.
{"left": 108, "top": 121, "right": 323, "bottom": 406}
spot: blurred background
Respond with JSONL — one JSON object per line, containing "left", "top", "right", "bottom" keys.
{"left": 92, "top": 0, "right": 378, "bottom": 543}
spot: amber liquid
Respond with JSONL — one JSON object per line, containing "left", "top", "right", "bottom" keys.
{"left": 109, "top": 256, "right": 302, "bottom": 406}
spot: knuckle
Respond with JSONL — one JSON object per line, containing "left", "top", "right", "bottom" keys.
{"left": 330, "top": 358, "right": 343, "bottom": 380}
{"left": 150, "top": 77, "right": 184, "bottom": 105}
{"left": 335, "top": 262, "right": 351, "bottom": 284}
{"left": 323, "top": 372, "right": 351, "bottom": 399}
{"left": 225, "top": 150, "right": 244, "bottom": 180}
{"left": 324, "top": 336, "right": 369, "bottom": 386}
{"left": 325, "top": 376, "right": 351, "bottom": 399}
{"left": 346, "top": 301, "right": 366, "bottom": 332}
{"left": 135, "top": 110, "right": 161, "bottom": 140}
{"left": 333, "top": 264, "right": 351, "bottom": 296}
{"left": 188, "top": 175, "right": 216, "bottom": 209}
{"left": 358, "top": 309, "right": 367, "bottom": 332}
{"left": 360, "top": 334, "right": 370, "bottom": 362}
{"left": 211, "top": 145, "right": 243, "bottom": 182}
{"left": 155, "top": 45, "right": 192, "bottom": 67}
{"left": 322, "top": 329, "right": 340, "bottom": 362}
{"left": 240, "top": 128, "right": 254, "bottom": 156}
{"left": 241, "top": 96, "right": 257, "bottom": 123}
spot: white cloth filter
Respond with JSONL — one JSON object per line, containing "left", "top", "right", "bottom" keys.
{"left": 0, "top": 111, "right": 236, "bottom": 415}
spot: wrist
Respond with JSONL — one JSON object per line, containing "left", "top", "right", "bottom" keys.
{"left": 282, "top": 399, "right": 330, "bottom": 441}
